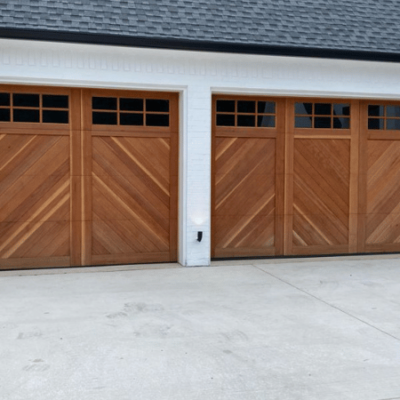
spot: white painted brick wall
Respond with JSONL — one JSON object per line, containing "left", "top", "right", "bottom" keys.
{"left": 2, "top": 39, "right": 400, "bottom": 266}
{"left": 180, "top": 85, "right": 211, "bottom": 266}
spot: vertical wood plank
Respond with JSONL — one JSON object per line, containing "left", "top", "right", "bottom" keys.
{"left": 70, "top": 89, "right": 82, "bottom": 266}
{"left": 275, "top": 98, "right": 285, "bottom": 255}
{"left": 81, "top": 89, "right": 92, "bottom": 266}
{"left": 169, "top": 93, "right": 179, "bottom": 262}
{"left": 357, "top": 101, "right": 368, "bottom": 253}
{"left": 349, "top": 100, "right": 360, "bottom": 253}
{"left": 211, "top": 96, "right": 216, "bottom": 258}
{"left": 283, "top": 98, "right": 294, "bottom": 255}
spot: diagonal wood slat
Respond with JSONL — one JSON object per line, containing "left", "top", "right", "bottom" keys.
{"left": 214, "top": 137, "right": 276, "bottom": 256}
{"left": 92, "top": 136, "right": 171, "bottom": 257}
{"left": 0, "top": 88, "right": 178, "bottom": 269}
{"left": 293, "top": 139, "right": 350, "bottom": 247}
{"left": 0, "top": 135, "right": 70, "bottom": 262}
{"left": 366, "top": 141, "right": 400, "bottom": 244}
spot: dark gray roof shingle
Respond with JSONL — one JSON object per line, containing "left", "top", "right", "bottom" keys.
{"left": 0, "top": 0, "right": 399, "bottom": 55}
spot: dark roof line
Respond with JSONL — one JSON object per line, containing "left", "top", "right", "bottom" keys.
{"left": 1, "top": 27, "right": 400, "bottom": 63}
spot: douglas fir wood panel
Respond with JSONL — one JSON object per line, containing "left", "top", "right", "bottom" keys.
{"left": 213, "top": 97, "right": 364, "bottom": 259}
{"left": 290, "top": 99, "right": 356, "bottom": 256}
{"left": 0, "top": 86, "right": 73, "bottom": 269}
{"left": 292, "top": 138, "right": 350, "bottom": 253}
{"left": 0, "top": 86, "right": 178, "bottom": 270}
{"left": 82, "top": 89, "right": 178, "bottom": 266}
{"left": 360, "top": 101, "right": 400, "bottom": 253}
{"left": 212, "top": 96, "right": 285, "bottom": 258}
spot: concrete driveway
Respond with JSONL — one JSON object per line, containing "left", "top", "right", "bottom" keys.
{"left": 1, "top": 256, "right": 400, "bottom": 400}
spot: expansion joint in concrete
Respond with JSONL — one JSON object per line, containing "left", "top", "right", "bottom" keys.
{"left": 252, "top": 264, "right": 400, "bottom": 344}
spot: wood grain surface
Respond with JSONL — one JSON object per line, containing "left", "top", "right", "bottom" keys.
{"left": 212, "top": 97, "right": 400, "bottom": 258}
{"left": 0, "top": 86, "right": 178, "bottom": 269}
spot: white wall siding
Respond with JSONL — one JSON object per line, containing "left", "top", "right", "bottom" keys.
{"left": 2, "top": 39, "right": 400, "bottom": 266}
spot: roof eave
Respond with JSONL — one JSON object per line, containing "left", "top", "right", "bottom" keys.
{"left": 1, "top": 27, "right": 400, "bottom": 63}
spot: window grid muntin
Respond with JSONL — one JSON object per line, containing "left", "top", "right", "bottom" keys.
{"left": 215, "top": 99, "right": 276, "bottom": 128}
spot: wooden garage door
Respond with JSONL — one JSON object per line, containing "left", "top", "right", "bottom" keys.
{"left": 212, "top": 96, "right": 285, "bottom": 257}
{"left": 0, "top": 86, "right": 178, "bottom": 270}
{"left": 286, "top": 99, "right": 360, "bottom": 256}
{"left": 358, "top": 101, "right": 400, "bottom": 253}
{"left": 81, "top": 90, "right": 178, "bottom": 266}
{"left": 0, "top": 86, "right": 80, "bottom": 269}
{"left": 212, "top": 97, "right": 373, "bottom": 258}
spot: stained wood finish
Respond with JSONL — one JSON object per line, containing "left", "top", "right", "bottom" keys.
{"left": 0, "top": 86, "right": 178, "bottom": 269}
{"left": 292, "top": 138, "right": 350, "bottom": 252}
{"left": 0, "top": 86, "right": 73, "bottom": 269}
{"left": 212, "top": 97, "right": 370, "bottom": 258}
{"left": 82, "top": 89, "right": 178, "bottom": 266}
{"left": 214, "top": 137, "right": 276, "bottom": 257}
{"left": 365, "top": 140, "right": 400, "bottom": 245}
{"left": 357, "top": 101, "right": 400, "bottom": 253}
{"left": 212, "top": 96, "right": 285, "bottom": 258}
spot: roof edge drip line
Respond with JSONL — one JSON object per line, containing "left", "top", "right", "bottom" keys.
{"left": 0, "top": 28, "right": 399, "bottom": 63}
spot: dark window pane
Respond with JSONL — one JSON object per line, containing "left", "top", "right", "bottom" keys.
{"left": 42, "top": 95, "right": 68, "bottom": 109}
{"left": 368, "top": 118, "right": 384, "bottom": 130}
{"left": 120, "top": 113, "right": 144, "bottom": 126}
{"left": 237, "top": 101, "right": 255, "bottom": 113}
{"left": 146, "top": 114, "right": 169, "bottom": 127}
{"left": 258, "top": 115, "right": 275, "bottom": 127}
{"left": 258, "top": 101, "right": 275, "bottom": 114}
{"left": 13, "top": 93, "right": 39, "bottom": 108}
{"left": 120, "top": 98, "right": 143, "bottom": 111}
{"left": 295, "top": 102, "right": 312, "bottom": 115}
{"left": 43, "top": 110, "right": 69, "bottom": 124}
{"left": 0, "top": 93, "right": 10, "bottom": 106}
{"left": 146, "top": 99, "right": 169, "bottom": 112}
{"left": 315, "top": 103, "right": 331, "bottom": 115}
{"left": 216, "top": 100, "right": 235, "bottom": 113}
{"left": 237, "top": 115, "right": 255, "bottom": 127}
{"left": 314, "top": 117, "right": 331, "bottom": 128}
{"left": 216, "top": 114, "right": 235, "bottom": 126}
{"left": 386, "top": 119, "right": 400, "bottom": 130}
{"left": 368, "top": 105, "right": 384, "bottom": 117}
{"left": 333, "top": 104, "right": 350, "bottom": 116}
{"left": 295, "top": 116, "right": 312, "bottom": 128}
{"left": 92, "top": 97, "right": 117, "bottom": 110}
{"left": 386, "top": 106, "right": 400, "bottom": 118}
{"left": 92, "top": 112, "right": 117, "bottom": 125}
{"left": 13, "top": 109, "right": 40, "bottom": 122}
{"left": 333, "top": 118, "right": 350, "bottom": 129}
{"left": 0, "top": 109, "right": 10, "bottom": 121}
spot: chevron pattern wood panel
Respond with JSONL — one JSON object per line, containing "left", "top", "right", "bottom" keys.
{"left": 213, "top": 137, "right": 276, "bottom": 257}
{"left": 0, "top": 87, "right": 178, "bottom": 270}
{"left": 366, "top": 140, "right": 400, "bottom": 245}
{"left": 91, "top": 136, "right": 171, "bottom": 260}
{"left": 0, "top": 134, "right": 70, "bottom": 265}
{"left": 293, "top": 139, "right": 350, "bottom": 249}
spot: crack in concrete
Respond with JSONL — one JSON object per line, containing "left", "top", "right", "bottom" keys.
{"left": 252, "top": 264, "right": 400, "bottom": 343}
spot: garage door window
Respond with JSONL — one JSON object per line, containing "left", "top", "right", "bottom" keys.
{"left": 216, "top": 99, "right": 276, "bottom": 127}
{"left": 368, "top": 105, "right": 400, "bottom": 130}
{"left": 92, "top": 96, "right": 170, "bottom": 127}
{"left": 295, "top": 102, "right": 350, "bottom": 129}
{"left": 0, "top": 92, "right": 69, "bottom": 124}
